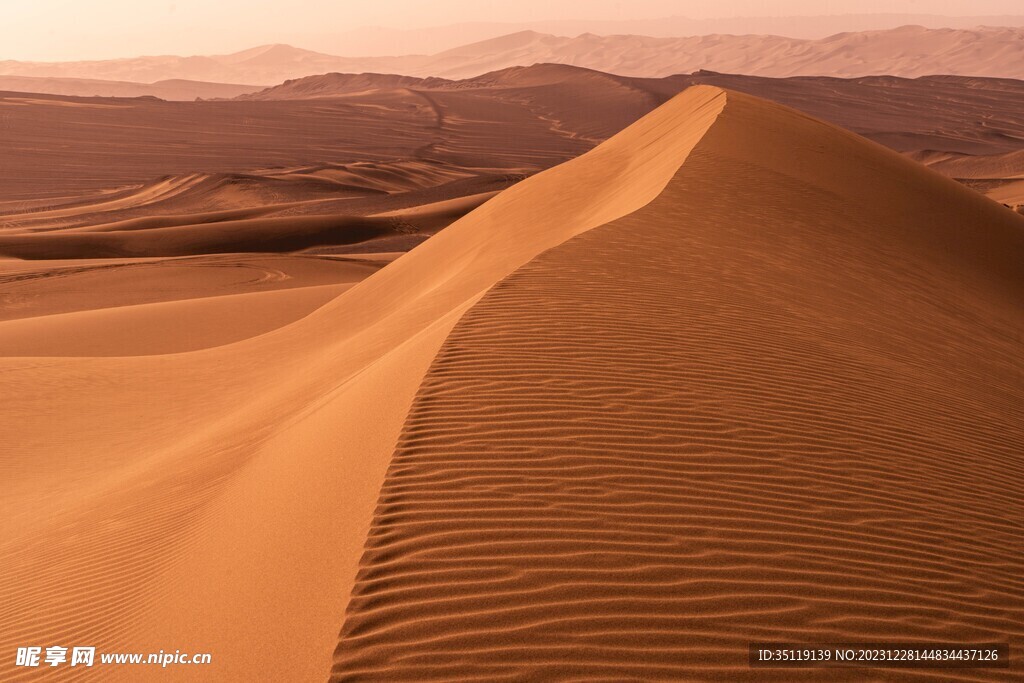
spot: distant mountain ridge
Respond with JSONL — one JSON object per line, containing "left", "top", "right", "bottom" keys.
{"left": 313, "top": 14, "right": 1024, "bottom": 55}
{"left": 0, "top": 44, "right": 356, "bottom": 86}
{"left": 1, "top": 25, "right": 1023, "bottom": 86}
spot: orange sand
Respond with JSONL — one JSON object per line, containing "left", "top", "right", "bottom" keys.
{"left": 1, "top": 85, "right": 1022, "bottom": 681}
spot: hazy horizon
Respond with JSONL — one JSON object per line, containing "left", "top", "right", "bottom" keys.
{"left": 2, "top": 1, "right": 1024, "bottom": 61}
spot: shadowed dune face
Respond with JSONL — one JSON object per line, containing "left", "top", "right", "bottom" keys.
{"left": 331, "top": 91, "right": 1024, "bottom": 680}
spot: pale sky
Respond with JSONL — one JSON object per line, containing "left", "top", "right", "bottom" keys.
{"left": 1, "top": 0, "right": 1022, "bottom": 61}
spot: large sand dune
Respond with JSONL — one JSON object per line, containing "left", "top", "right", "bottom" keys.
{"left": 331, "top": 88, "right": 1024, "bottom": 681}
{"left": 1, "top": 83, "right": 1022, "bottom": 681}
{"left": 0, "top": 83, "right": 727, "bottom": 682}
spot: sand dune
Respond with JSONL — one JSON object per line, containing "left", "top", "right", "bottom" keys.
{"left": 0, "top": 84, "right": 725, "bottom": 682}
{"left": 0, "top": 45, "right": 306, "bottom": 85}
{"left": 0, "top": 214, "right": 417, "bottom": 259}
{"left": 0, "top": 283, "right": 355, "bottom": 356}
{"left": 0, "top": 253, "right": 383, "bottom": 321}
{"left": 0, "top": 253, "right": 391, "bottom": 358}
{"left": 2, "top": 82, "right": 1022, "bottom": 681}
{"left": 235, "top": 73, "right": 449, "bottom": 100}
{"left": 915, "top": 148, "right": 1024, "bottom": 179}
{"left": 988, "top": 181, "right": 1024, "bottom": 211}
{"left": 911, "top": 148, "right": 1024, "bottom": 211}
{"left": 330, "top": 89, "right": 1024, "bottom": 680}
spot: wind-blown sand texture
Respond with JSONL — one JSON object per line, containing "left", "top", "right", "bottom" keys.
{"left": 331, "top": 89, "right": 1024, "bottom": 679}
{"left": 0, "top": 84, "right": 725, "bottom": 682}
{"left": 1, "top": 85, "right": 1022, "bottom": 681}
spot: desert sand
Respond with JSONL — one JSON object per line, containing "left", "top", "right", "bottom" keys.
{"left": 2, "top": 65, "right": 1023, "bottom": 269}
{"left": 1, "top": 82, "right": 1022, "bottom": 682}
{"left": 329, "top": 87, "right": 1024, "bottom": 682}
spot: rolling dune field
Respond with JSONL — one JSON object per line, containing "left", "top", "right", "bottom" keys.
{"left": 3, "top": 65, "right": 1023, "bottom": 266}
{"left": 0, "top": 71, "right": 1022, "bottom": 682}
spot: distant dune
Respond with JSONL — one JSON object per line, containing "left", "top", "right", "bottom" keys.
{"left": 320, "top": 14, "right": 1024, "bottom": 54}
{"left": 912, "top": 148, "right": 1024, "bottom": 211}
{"left": 913, "top": 148, "right": 1024, "bottom": 179}
{"left": 2, "top": 25, "right": 1023, "bottom": 87}
{"left": 421, "top": 25, "right": 1024, "bottom": 79}
{"left": 2, "top": 64, "right": 1022, "bottom": 263}
{"left": 0, "top": 87, "right": 575, "bottom": 204}
{"left": 1, "top": 85, "right": 1021, "bottom": 681}
{"left": 0, "top": 43, "right": 407, "bottom": 87}
{"left": 245, "top": 65, "right": 1024, "bottom": 156}
{"left": 234, "top": 72, "right": 450, "bottom": 100}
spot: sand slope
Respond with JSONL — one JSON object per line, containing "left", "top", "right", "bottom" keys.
{"left": 0, "top": 86, "right": 725, "bottom": 681}
{"left": 2, "top": 84, "right": 1022, "bottom": 681}
{"left": 331, "top": 91, "right": 1024, "bottom": 679}
{"left": 0, "top": 254, "right": 382, "bottom": 319}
